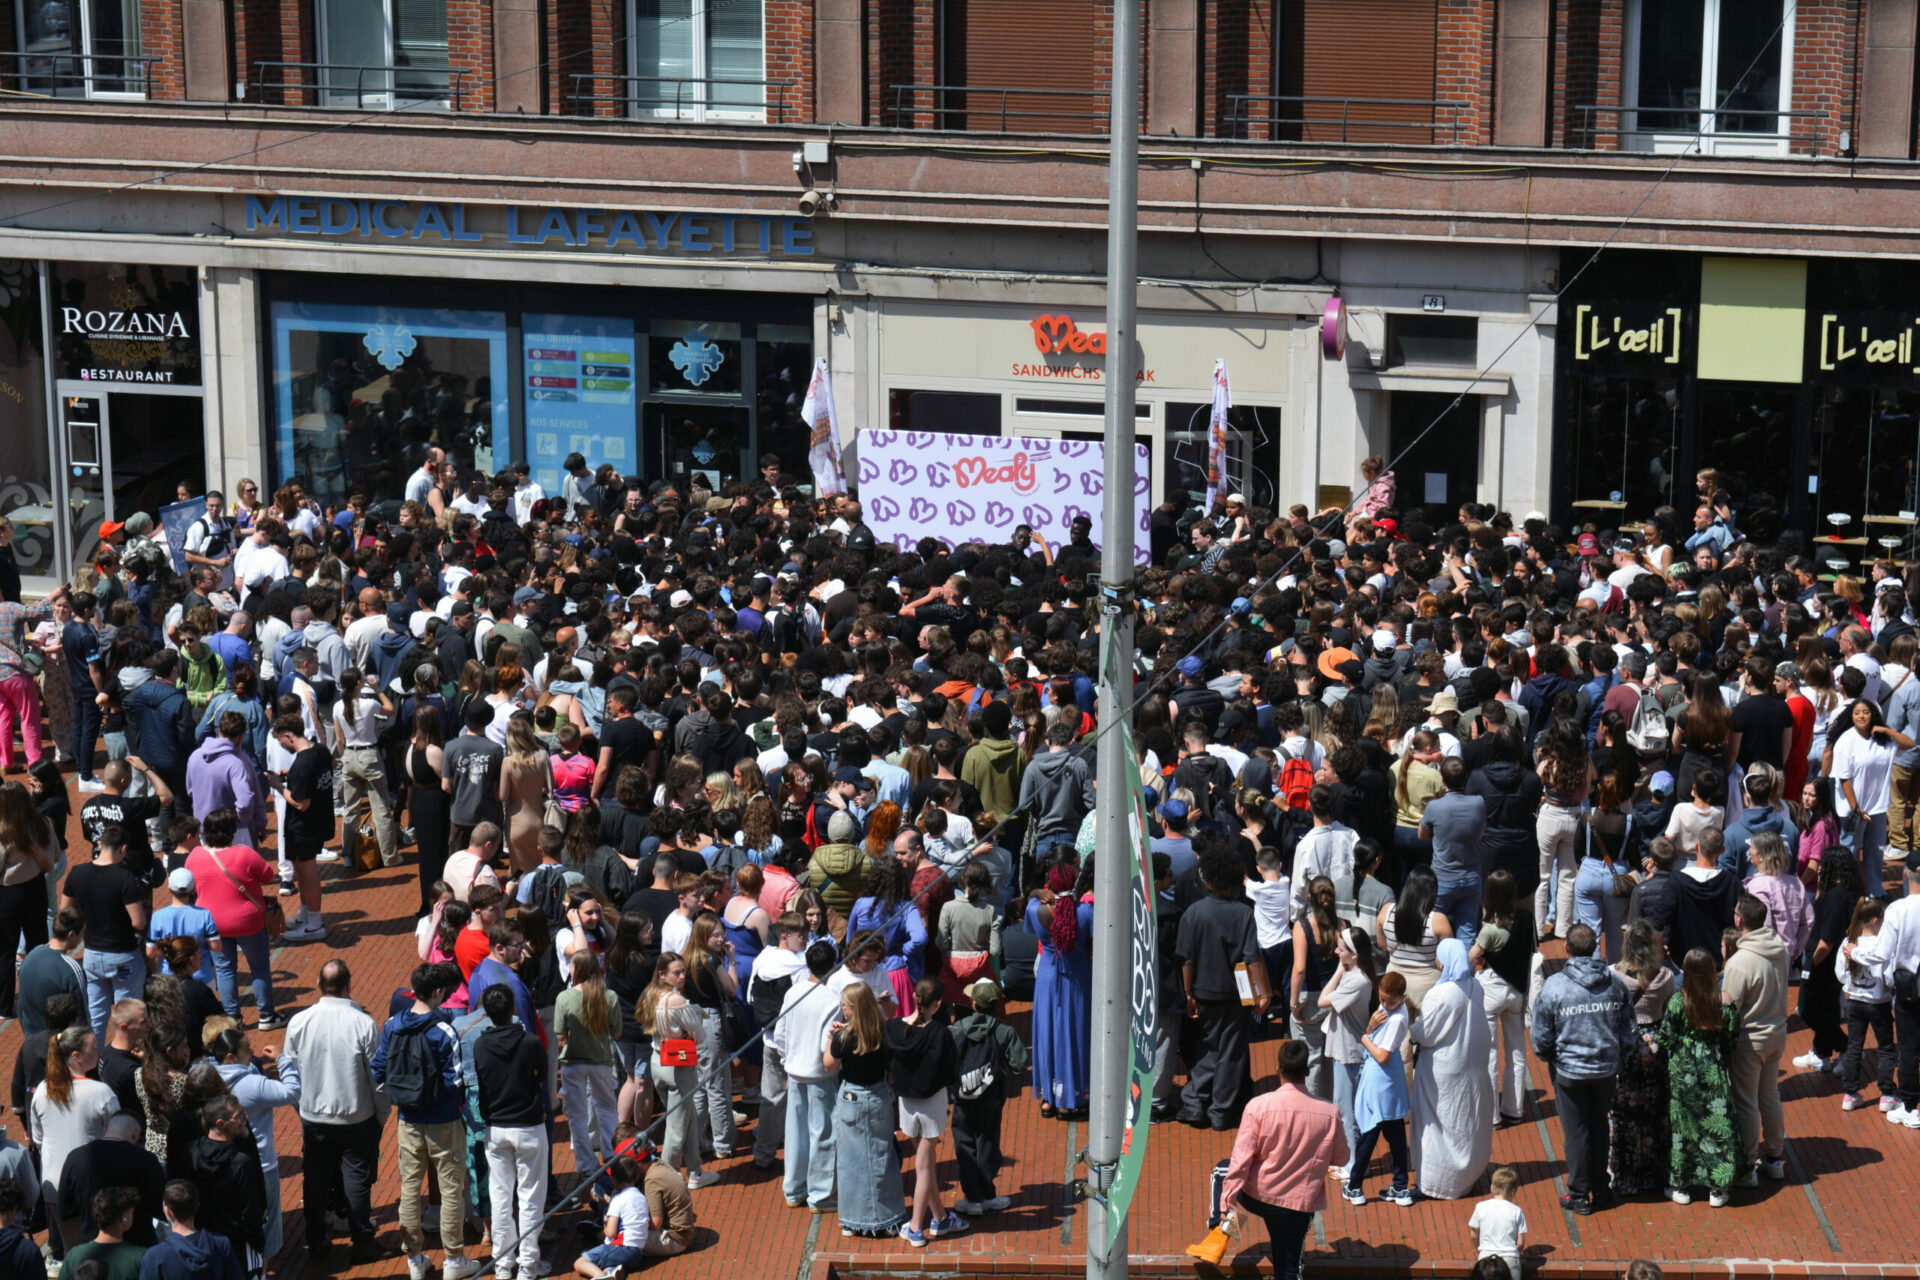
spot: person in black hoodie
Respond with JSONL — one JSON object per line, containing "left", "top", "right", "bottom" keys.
{"left": 473, "top": 982, "right": 550, "bottom": 1280}
{"left": 690, "top": 686, "right": 751, "bottom": 776}
{"left": 1670, "top": 829, "right": 1741, "bottom": 964}
{"left": 183, "top": 1094, "right": 267, "bottom": 1264}
{"left": 1626, "top": 836, "right": 1681, "bottom": 958}
{"left": 1466, "top": 721, "right": 1544, "bottom": 894}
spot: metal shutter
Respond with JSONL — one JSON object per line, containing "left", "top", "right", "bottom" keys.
{"left": 943, "top": 0, "right": 1102, "bottom": 133}
{"left": 1276, "top": 0, "right": 1441, "bottom": 144}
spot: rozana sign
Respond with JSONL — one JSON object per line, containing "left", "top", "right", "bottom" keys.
{"left": 856, "top": 430, "right": 1151, "bottom": 565}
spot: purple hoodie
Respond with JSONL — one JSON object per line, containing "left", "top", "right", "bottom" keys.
{"left": 186, "top": 735, "right": 268, "bottom": 835}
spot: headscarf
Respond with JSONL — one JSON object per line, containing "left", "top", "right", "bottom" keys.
{"left": 1437, "top": 937, "right": 1473, "bottom": 987}
{"left": 1047, "top": 862, "right": 1080, "bottom": 954}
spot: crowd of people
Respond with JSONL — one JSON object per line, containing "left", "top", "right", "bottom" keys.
{"left": 0, "top": 451, "right": 1915, "bottom": 1280}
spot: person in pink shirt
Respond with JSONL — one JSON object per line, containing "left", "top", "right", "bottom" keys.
{"left": 1220, "top": 1039, "right": 1348, "bottom": 1279}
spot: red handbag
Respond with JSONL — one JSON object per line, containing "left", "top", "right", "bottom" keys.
{"left": 658, "top": 1038, "right": 698, "bottom": 1067}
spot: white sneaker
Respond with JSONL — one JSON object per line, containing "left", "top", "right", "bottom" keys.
{"left": 1791, "top": 1051, "right": 1826, "bottom": 1071}
{"left": 443, "top": 1258, "right": 482, "bottom": 1280}
{"left": 953, "top": 1199, "right": 985, "bottom": 1216}
{"left": 1882, "top": 1097, "right": 1903, "bottom": 1113}
{"left": 687, "top": 1169, "right": 720, "bottom": 1190}
{"left": 76, "top": 776, "right": 107, "bottom": 793}
{"left": 1708, "top": 1189, "right": 1730, "bottom": 1208}
{"left": 283, "top": 920, "right": 329, "bottom": 943}
{"left": 407, "top": 1253, "right": 432, "bottom": 1280}
{"left": 316, "top": 847, "right": 343, "bottom": 863}
{"left": 984, "top": 1195, "right": 1011, "bottom": 1211}
{"left": 1328, "top": 1164, "right": 1349, "bottom": 1182}
{"left": 1888, "top": 1105, "right": 1912, "bottom": 1126}
{"left": 1903, "top": 1108, "right": 1920, "bottom": 1130}
{"left": 520, "top": 1263, "right": 550, "bottom": 1279}
{"left": 1668, "top": 1187, "right": 1692, "bottom": 1205}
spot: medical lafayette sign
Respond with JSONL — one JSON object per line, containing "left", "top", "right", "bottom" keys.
{"left": 243, "top": 193, "right": 815, "bottom": 256}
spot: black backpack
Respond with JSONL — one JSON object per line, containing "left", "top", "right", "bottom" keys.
{"left": 526, "top": 864, "right": 571, "bottom": 935}
{"left": 383, "top": 1023, "right": 445, "bottom": 1111}
{"left": 954, "top": 1027, "right": 1002, "bottom": 1101}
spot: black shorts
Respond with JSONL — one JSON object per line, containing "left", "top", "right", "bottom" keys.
{"left": 286, "top": 837, "right": 325, "bottom": 863}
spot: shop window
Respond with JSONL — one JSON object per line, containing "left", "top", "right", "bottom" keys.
{"left": 629, "top": 0, "right": 766, "bottom": 121}
{"left": 888, "top": 389, "right": 1002, "bottom": 436}
{"left": 0, "top": 262, "right": 55, "bottom": 575}
{"left": 11, "top": 0, "right": 146, "bottom": 97}
{"left": 1811, "top": 387, "right": 1920, "bottom": 559}
{"left": 269, "top": 301, "right": 509, "bottom": 508}
{"left": 1386, "top": 314, "right": 1478, "bottom": 368}
{"left": 317, "top": 0, "right": 452, "bottom": 108}
{"left": 1561, "top": 376, "right": 1683, "bottom": 528}
{"left": 754, "top": 324, "right": 813, "bottom": 484}
{"left": 1624, "top": 0, "right": 1793, "bottom": 156}
{"left": 1695, "top": 383, "right": 1796, "bottom": 546}
{"left": 1163, "top": 402, "right": 1269, "bottom": 514}
{"left": 649, "top": 320, "right": 743, "bottom": 395}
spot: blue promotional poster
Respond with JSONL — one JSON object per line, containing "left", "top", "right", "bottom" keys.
{"left": 522, "top": 314, "right": 637, "bottom": 493}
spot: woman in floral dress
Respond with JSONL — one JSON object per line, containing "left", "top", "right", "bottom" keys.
{"left": 1656, "top": 947, "right": 1743, "bottom": 1207}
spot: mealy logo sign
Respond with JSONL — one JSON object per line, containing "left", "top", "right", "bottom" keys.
{"left": 1030, "top": 313, "right": 1107, "bottom": 355}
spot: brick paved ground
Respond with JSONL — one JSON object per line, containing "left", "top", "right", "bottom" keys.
{"left": 7, "top": 775, "right": 1920, "bottom": 1280}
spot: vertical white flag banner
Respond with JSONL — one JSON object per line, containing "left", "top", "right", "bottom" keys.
{"left": 1206, "top": 358, "right": 1231, "bottom": 513}
{"left": 802, "top": 357, "right": 846, "bottom": 497}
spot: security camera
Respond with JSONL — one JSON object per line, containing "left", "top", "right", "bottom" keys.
{"left": 797, "top": 189, "right": 824, "bottom": 217}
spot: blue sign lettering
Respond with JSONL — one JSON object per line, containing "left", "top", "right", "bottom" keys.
{"left": 245, "top": 194, "right": 286, "bottom": 230}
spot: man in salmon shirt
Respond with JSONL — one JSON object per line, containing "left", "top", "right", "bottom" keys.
{"left": 1220, "top": 1039, "right": 1348, "bottom": 1280}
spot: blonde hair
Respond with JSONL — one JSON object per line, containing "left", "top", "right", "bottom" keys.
{"left": 839, "top": 980, "right": 884, "bottom": 1055}
{"left": 1490, "top": 1166, "right": 1519, "bottom": 1197}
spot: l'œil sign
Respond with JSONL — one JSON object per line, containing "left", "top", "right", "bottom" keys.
{"left": 857, "top": 429, "right": 1151, "bottom": 565}
{"left": 1015, "top": 313, "right": 1157, "bottom": 381}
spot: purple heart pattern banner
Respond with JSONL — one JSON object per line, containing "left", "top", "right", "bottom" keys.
{"left": 858, "top": 429, "right": 1152, "bottom": 565}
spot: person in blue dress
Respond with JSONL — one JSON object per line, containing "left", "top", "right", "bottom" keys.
{"left": 1345, "top": 965, "right": 1414, "bottom": 1206}
{"left": 845, "top": 859, "right": 928, "bottom": 1016}
{"left": 1027, "top": 859, "right": 1093, "bottom": 1118}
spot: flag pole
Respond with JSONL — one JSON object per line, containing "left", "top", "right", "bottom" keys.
{"left": 1087, "top": 1, "right": 1140, "bottom": 1276}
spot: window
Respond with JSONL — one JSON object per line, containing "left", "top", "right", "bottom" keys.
{"left": 317, "top": 0, "right": 452, "bottom": 109}
{"left": 630, "top": 0, "right": 766, "bottom": 120}
{"left": 12, "top": 0, "right": 145, "bottom": 97}
{"left": 1624, "top": 0, "right": 1793, "bottom": 156}
{"left": 1386, "top": 314, "right": 1478, "bottom": 367}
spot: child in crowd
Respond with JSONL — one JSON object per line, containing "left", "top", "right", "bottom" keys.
{"left": 1838, "top": 899, "right": 1897, "bottom": 1112}
{"left": 1246, "top": 847, "right": 1293, "bottom": 1021}
{"left": 573, "top": 1156, "right": 648, "bottom": 1279}
{"left": 1467, "top": 1166, "right": 1528, "bottom": 1279}
{"left": 166, "top": 814, "right": 200, "bottom": 875}
{"left": 148, "top": 866, "right": 220, "bottom": 986}
{"left": 1344, "top": 968, "right": 1412, "bottom": 1207}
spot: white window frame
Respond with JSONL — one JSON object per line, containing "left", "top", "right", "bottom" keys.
{"left": 625, "top": 0, "right": 767, "bottom": 123}
{"left": 314, "top": 0, "right": 453, "bottom": 111}
{"left": 1622, "top": 0, "right": 1795, "bottom": 157}
{"left": 11, "top": 0, "right": 147, "bottom": 100}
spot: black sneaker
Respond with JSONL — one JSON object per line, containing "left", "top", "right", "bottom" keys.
{"left": 1559, "top": 1192, "right": 1593, "bottom": 1216}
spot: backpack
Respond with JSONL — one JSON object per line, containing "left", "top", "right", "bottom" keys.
{"left": 1626, "top": 687, "right": 1669, "bottom": 757}
{"left": 954, "top": 1027, "right": 1002, "bottom": 1100}
{"left": 383, "top": 1023, "right": 445, "bottom": 1111}
{"left": 525, "top": 864, "right": 571, "bottom": 935}
{"left": 706, "top": 841, "right": 750, "bottom": 886}
{"left": 1276, "top": 742, "right": 1315, "bottom": 811}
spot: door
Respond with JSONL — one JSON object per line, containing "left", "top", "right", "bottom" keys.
{"left": 649, "top": 402, "right": 749, "bottom": 493}
{"left": 1389, "top": 391, "right": 1480, "bottom": 517}
{"left": 59, "top": 387, "right": 110, "bottom": 571}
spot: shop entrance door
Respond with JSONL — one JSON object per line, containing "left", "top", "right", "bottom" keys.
{"left": 1389, "top": 391, "right": 1481, "bottom": 518}
{"left": 648, "top": 403, "right": 750, "bottom": 494}
{"left": 55, "top": 380, "right": 205, "bottom": 576}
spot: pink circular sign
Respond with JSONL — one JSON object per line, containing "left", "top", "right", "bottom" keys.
{"left": 1321, "top": 297, "right": 1348, "bottom": 361}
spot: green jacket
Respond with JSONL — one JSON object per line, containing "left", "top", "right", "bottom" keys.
{"left": 808, "top": 842, "right": 872, "bottom": 915}
{"left": 180, "top": 644, "right": 227, "bottom": 714}
{"left": 960, "top": 737, "right": 1024, "bottom": 821}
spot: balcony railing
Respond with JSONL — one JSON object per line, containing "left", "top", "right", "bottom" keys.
{"left": 1224, "top": 94, "right": 1471, "bottom": 145}
{"left": 567, "top": 74, "right": 793, "bottom": 121}
{"left": 246, "top": 62, "right": 470, "bottom": 110}
{"left": 3, "top": 49, "right": 157, "bottom": 98}
{"left": 884, "top": 83, "right": 1113, "bottom": 134}
{"left": 1568, "top": 103, "right": 1828, "bottom": 151}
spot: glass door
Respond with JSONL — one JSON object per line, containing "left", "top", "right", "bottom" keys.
{"left": 58, "top": 385, "right": 110, "bottom": 572}
{"left": 648, "top": 403, "right": 749, "bottom": 493}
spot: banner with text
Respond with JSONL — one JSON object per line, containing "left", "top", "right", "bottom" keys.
{"left": 523, "top": 314, "right": 637, "bottom": 495}
{"left": 856, "top": 430, "right": 1151, "bottom": 565}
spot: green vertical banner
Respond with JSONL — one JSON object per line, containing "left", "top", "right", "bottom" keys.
{"left": 1102, "top": 628, "right": 1159, "bottom": 1249}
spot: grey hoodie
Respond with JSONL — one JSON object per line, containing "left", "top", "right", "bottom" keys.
{"left": 302, "top": 619, "right": 352, "bottom": 686}
{"left": 1530, "top": 954, "right": 1636, "bottom": 1080}
{"left": 1018, "top": 749, "right": 1095, "bottom": 844}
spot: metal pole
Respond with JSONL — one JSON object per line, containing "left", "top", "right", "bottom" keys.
{"left": 1087, "top": 1, "right": 1139, "bottom": 1276}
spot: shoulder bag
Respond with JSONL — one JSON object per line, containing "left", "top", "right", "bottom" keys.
{"left": 210, "top": 846, "right": 286, "bottom": 939}
{"left": 657, "top": 998, "right": 698, "bottom": 1067}
{"left": 542, "top": 753, "right": 567, "bottom": 832}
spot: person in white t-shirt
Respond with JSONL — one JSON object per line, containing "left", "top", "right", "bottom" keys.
{"left": 1467, "top": 1167, "right": 1527, "bottom": 1279}
{"left": 573, "top": 1156, "right": 650, "bottom": 1277}
{"left": 1830, "top": 697, "right": 1914, "bottom": 898}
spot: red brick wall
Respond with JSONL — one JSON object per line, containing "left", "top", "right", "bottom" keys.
{"left": 1435, "top": 0, "right": 1492, "bottom": 144}
{"left": 868, "top": 0, "right": 932, "bottom": 126}
{"left": 765, "top": 0, "right": 810, "bottom": 123}
{"left": 447, "top": 0, "right": 493, "bottom": 110}
{"left": 1205, "top": 0, "right": 1276, "bottom": 140}
{"left": 1790, "top": 0, "right": 1857, "bottom": 157}
{"left": 1551, "top": 0, "right": 1621, "bottom": 148}
{"left": 548, "top": 0, "right": 621, "bottom": 116}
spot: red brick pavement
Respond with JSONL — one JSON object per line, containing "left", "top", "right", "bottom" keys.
{"left": 6, "top": 775, "right": 1920, "bottom": 1280}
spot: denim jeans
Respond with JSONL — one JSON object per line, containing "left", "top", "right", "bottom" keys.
{"left": 210, "top": 929, "right": 277, "bottom": 1021}
{"left": 1573, "top": 857, "right": 1628, "bottom": 962}
{"left": 783, "top": 1077, "right": 837, "bottom": 1207}
{"left": 70, "top": 691, "right": 101, "bottom": 781}
{"left": 1434, "top": 877, "right": 1482, "bottom": 947}
{"left": 1331, "top": 1058, "right": 1363, "bottom": 1165}
{"left": 81, "top": 947, "right": 145, "bottom": 1038}
{"left": 1846, "top": 811, "right": 1895, "bottom": 899}
{"left": 693, "top": 1006, "right": 737, "bottom": 1156}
